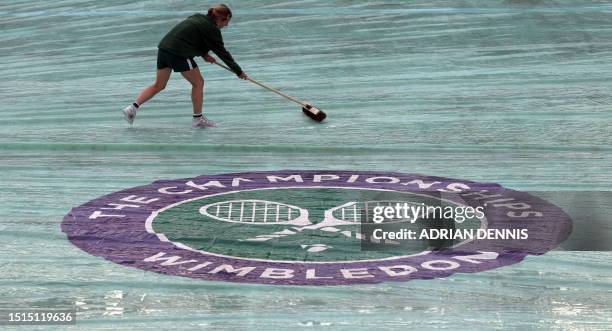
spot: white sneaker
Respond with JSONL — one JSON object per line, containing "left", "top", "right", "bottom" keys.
{"left": 192, "top": 115, "right": 216, "bottom": 128}
{"left": 122, "top": 104, "right": 137, "bottom": 125}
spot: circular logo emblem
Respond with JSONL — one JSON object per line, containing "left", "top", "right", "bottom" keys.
{"left": 62, "top": 171, "right": 571, "bottom": 285}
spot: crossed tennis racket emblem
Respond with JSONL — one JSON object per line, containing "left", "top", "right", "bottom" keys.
{"left": 199, "top": 199, "right": 420, "bottom": 244}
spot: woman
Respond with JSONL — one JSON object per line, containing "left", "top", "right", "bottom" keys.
{"left": 122, "top": 4, "right": 248, "bottom": 128}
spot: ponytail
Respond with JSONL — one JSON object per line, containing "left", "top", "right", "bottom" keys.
{"left": 207, "top": 4, "right": 232, "bottom": 21}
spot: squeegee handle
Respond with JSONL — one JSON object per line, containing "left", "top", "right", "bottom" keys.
{"left": 212, "top": 61, "right": 306, "bottom": 107}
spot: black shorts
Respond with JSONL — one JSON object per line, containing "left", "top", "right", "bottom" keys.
{"left": 157, "top": 48, "right": 198, "bottom": 72}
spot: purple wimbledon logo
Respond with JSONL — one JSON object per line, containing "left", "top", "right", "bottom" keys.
{"left": 61, "top": 171, "right": 572, "bottom": 285}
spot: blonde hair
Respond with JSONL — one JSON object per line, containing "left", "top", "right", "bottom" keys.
{"left": 207, "top": 4, "right": 232, "bottom": 21}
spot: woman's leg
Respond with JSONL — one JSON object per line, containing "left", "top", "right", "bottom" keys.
{"left": 135, "top": 68, "right": 172, "bottom": 105}
{"left": 180, "top": 67, "right": 204, "bottom": 115}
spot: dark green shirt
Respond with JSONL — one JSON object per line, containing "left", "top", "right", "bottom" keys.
{"left": 158, "top": 14, "right": 243, "bottom": 76}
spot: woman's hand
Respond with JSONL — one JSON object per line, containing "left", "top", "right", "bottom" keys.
{"left": 203, "top": 53, "right": 216, "bottom": 64}
{"left": 239, "top": 72, "right": 249, "bottom": 80}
